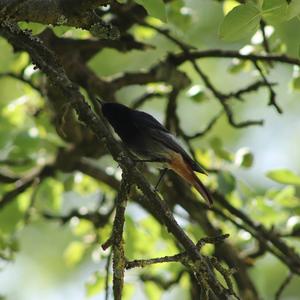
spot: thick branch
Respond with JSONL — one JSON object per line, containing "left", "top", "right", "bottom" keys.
{"left": 0, "top": 0, "right": 118, "bottom": 39}
{"left": 112, "top": 178, "right": 130, "bottom": 300}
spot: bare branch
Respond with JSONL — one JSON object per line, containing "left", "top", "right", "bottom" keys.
{"left": 183, "top": 111, "right": 223, "bottom": 139}
{"left": 0, "top": 165, "right": 54, "bottom": 210}
{"left": 131, "top": 92, "right": 166, "bottom": 109}
{"left": 144, "top": 22, "right": 265, "bottom": 128}
{"left": 227, "top": 80, "right": 277, "bottom": 101}
{"left": 0, "top": 171, "right": 20, "bottom": 183}
{"left": 253, "top": 61, "right": 282, "bottom": 113}
{"left": 275, "top": 272, "right": 293, "bottom": 300}
{"left": 260, "top": 20, "right": 271, "bottom": 55}
{"left": 125, "top": 234, "right": 229, "bottom": 269}
{"left": 42, "top": 207, "right": 113, "bottom": 228}
{"left": 172, "top": 49, "right": 300, "bottom": 67}
{"left": 140, "top": 270, "right": 185, "bottom": 290}
{"left": 0, "top": 0, "right": 118, "bottom": 39}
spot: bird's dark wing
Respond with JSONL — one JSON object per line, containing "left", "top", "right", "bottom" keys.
{"left": 150, "top": 130, "right": 207, "bottom": 174}
{"left": 131, "top": 110, "right": 169, "bottom": 133}
{"left": 131, "top": 109, "right": 207, "bottom": 174}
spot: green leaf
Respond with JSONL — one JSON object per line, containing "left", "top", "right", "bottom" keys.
{"left": 223, "top": 0, "right": 240, "bottom": 15}
{"left": 219, "top": 3, "right": 261, "bottom": 42}
{"left": 287, "top": 0, "right": 300, "bottom": 20}
{"left": 251, "top": 0, "right": 264, "bottom": 7}
{"left": 292, "top": 76, "right": 300, "bottom": 91}
{"left": 63, "top": 174, "right": 75, "bottom": 191}
{"left": 0, "top": 235, "right": 19, "bottom": 260}
{"left": 36, "top": 178, "right": 63, "bottom": 212}
{"left": 72, "top": 219, "right": 94, "bottom": 236}
{"left": 228, "top": 59, "right": 251, "bottom": 74}
{"left": 18, "top": 22, "right": 46, "bottom": 35}
{"left": 0, "top": 38, "right": 16, "bottom": 72}
{"left": 210, "top": 137, "right": 233, "bottom": 162}
{"left": 262, "top": 0, "right": 288, "bottom": 24}
{"left": 166, "top": 0, "right": 192, "bottom": 32}
{"left": 0, "top": 196, "right": 25, "bottom": 235}
{"left": 217, "top": 171, "right": 236, "bottom": 194}
{"left": 291, "top": 223, "right": 300, "bottom": 236}
{"left": 273, "top": 186, "right": 298, "bottom": 207}
{"left": 64, "top": 241, "right": 86, "bottom": 267}
{"left": 144, "top": 282, "right": 163, "bottom": 300}
{"left": 266, "top": 169, "right": 300, "bottom": 185}
{"left": 124, "top": 216, "right": 138, "bottom": 260}
{"left": 85, "top": 272, "right": 104, "bottom": 297}
{"left": 134, "top": 0, "right": 167, "bottom": 22}
{"left": 187, "top": 85, "right": 208, "bottom": 103}
{"left": 235, "top": 147, "right": 254, "bottom": 168}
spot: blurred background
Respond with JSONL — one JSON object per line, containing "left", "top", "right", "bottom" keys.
{"left": 1, "top": 0, "right": 300, "bottom": 299}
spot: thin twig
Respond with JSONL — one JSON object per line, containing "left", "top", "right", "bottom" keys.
{"left": 0, "top": 171, "right": 20, "bottom": 183}
{"left": 275, "top": 272, "right": 293, "bottom": 300}
{"left": 227, "top": 80, "right": 277, "bottom": 101}
{"left": 260, "top": 20, "right": 271, "bottom": 55}
{"left": 253, "top": 61, "right": 282, "bottom": 113}
{"left": 132, "top": 92, "right": 166, "bottom": 109}
{"left": 0, "top": 158, "right": 32, "bottom": 166}
{"left": 0, "top": 165, "right": 54, "bottom": 210}
{"left": 140, "top": 270, "right": 185, "bottom": 290}
{"left": 214, "top": 192, "right": 300, "bottom": 274}
{"left": 144, "top": 22, "right": 265, "bottom": 128}
{"left": 125, "top": 234, "right": 229, "bottom": 269}
{"left": 183, "top": 111, "right": 223, "bottom": 139}
{"left": 43, "top": 207, "right": 113, "bottom": 228}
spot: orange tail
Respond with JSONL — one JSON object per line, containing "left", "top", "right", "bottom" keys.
{"left": 168, "top": 152, "right": 213, "bottom": 206}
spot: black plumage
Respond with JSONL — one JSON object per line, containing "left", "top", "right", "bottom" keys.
{"left": 102, "top": 102, "right": 206, "bottom": 174}
{"left": 102, "top": 102, "right": 212, "bottom": 205}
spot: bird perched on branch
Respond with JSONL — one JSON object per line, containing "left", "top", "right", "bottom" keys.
{"left": 102, "top": 102, "right": 213, "bottom": 206}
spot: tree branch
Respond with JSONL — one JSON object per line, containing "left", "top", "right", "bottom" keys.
{"left": 144, "top": 22, "right": 265, "bottom": 128}
{"left": 275, "top": 272, "right": 293, "bottom": 300}
{"left": 0, "top": 0, "right": 118, "bottom": 39}
{"left": 253, "top": 61, "right": 282, "bottom": 113}
{"left": 172, "top": 49, "right": 300, "bottom": 67}
{"left": 125, "top": 234, "right": 229, "bottom": 269}
{"left": 0, "top": 165, "right": 54, "bottom": 210}
{"left": 112, "top": 177, "right": 130, "bottom": 300}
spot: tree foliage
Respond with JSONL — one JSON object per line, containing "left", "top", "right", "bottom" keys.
{"left": 0, "top": 0, "right": 300, "bottom": 299}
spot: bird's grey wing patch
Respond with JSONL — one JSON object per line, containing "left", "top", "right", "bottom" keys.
{"left": 148, "top": 130, "right": 207, "bottom": 174}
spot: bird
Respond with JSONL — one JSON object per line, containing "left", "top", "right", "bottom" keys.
{"left": 102, "top": 101, "right": 213, "bottom": 206}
